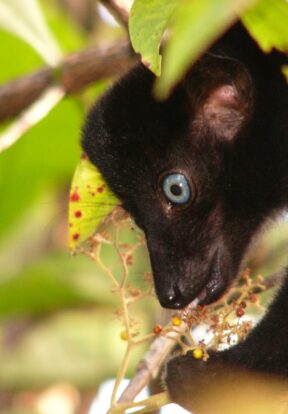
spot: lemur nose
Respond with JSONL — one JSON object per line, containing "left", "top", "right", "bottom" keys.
{"left": 159, "top": 284, "right": 184, "bottom": 309}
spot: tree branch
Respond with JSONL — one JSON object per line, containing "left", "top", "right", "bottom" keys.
{"left": 118, "top": 331, "right": 182, "bottom": 404}
{"left": 0, "top": 41, "right": 136, "bottom": 122}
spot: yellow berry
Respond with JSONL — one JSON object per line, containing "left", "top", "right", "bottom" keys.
{"left": 193, "top": 348, "right": 203, "bottom": 360}
{"left": 172, "top": 316, "right": 182, "bottom": 326}
{"left": 120, "top": 330, "right": 128, "bottom": 341}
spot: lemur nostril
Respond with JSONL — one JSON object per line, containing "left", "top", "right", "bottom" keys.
{"left": 159, "top": 284, "right": 186, "bottom": 309}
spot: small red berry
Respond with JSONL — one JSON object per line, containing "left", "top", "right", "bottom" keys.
{"left": 236, "top": 308, "right": 245, "bottom": 317}
{"left": 240, "top": 301, "right": 247, "bottom": 309}
{"left": 153, "top": 324, "right": 162, "bottom": 335}
{"left": 74, "top": 210, "right": 82, "bottom": 218}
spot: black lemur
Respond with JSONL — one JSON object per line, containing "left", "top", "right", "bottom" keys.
{"left": 82, "top": 22, "right": 288, "bottom": 411}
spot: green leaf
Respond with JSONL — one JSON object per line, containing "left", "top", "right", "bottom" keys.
{"left": 68, "top": 156, "right": 119, "bottom": 250}
{"left": 0, "top": 0, "right": 62, "bottom": 66}
{"left": 129, "top": 0, "right": 177, "bottom": 76}
{"left": 242, "top": 0, "right": 288, "bottom": 52}
{"left": 155, "top": 0, "right": 257, "bottom": 99}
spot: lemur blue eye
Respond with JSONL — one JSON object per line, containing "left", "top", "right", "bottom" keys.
{"left": 162, "top": 173, "right": 191, "bottom": 205}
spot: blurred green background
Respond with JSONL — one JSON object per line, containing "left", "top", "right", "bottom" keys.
{"left": 0, "top": 1, "right": 287, "bottom": 413}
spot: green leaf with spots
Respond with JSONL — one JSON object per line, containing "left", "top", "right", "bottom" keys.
{"left": 154, "top": 0, "right": 257, "bottom": 99}
{"left": 69, "top": 156, "right": 119, "bottom": 250}
{"left": 242, "top": 0, "right": 288, "bottom": 53}
{"left": 129, "top": 0, "right": 177, "bottom": 76}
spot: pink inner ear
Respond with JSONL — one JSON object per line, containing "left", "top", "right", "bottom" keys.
{"left": 207, "top": 84, "right": 239, "bottom": 109}
{"left": 196, "top": 83, "right": 245, "bottom": 142}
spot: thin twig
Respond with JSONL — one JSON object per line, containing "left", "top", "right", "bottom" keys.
{"left": 95, "top": 245, "right": 120, "bottom": 288}
{"left": 118, "top": 322, "right": 187, "bottom": 404}
{"left": 111, "top": 345, "right": 133, "bottom": 407}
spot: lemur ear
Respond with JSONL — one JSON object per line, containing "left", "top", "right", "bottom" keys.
{"left": 200, "top": 83, "right": 248, "bottom": 141}
{"left": 191, "top": 60, "right": 253, "bottom": 142}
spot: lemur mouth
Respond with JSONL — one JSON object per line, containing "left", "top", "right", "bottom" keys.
{"left": 195, "top": 249, "right": 227, "bottom": 306}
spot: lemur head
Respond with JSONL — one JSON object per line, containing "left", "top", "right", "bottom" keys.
{"left": 82, "top": 47, "right": 279, "bottom": 309}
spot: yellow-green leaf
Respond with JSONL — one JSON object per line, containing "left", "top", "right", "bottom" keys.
{"left": 129, "top": 0, "right": 177, "bottom": 76}
{"left": 68, "top": 155, "right": 119, "bottom": 251}
{"left": 155, "top": 0, "right": 257, "bottom": 99}
{"left": 242, "top": 0, "right": 288, "bottom": 53}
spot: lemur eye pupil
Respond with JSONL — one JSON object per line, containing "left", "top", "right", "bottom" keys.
{"left": 162, "top": 173, "right": 191, "bottom": 205}
{"left": 170, "top": 184, "right": 182, "bottom": 196}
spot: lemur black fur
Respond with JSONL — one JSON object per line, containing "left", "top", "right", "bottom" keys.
{"left": 82, "top": 22, "right": 288, "bottom": 412}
